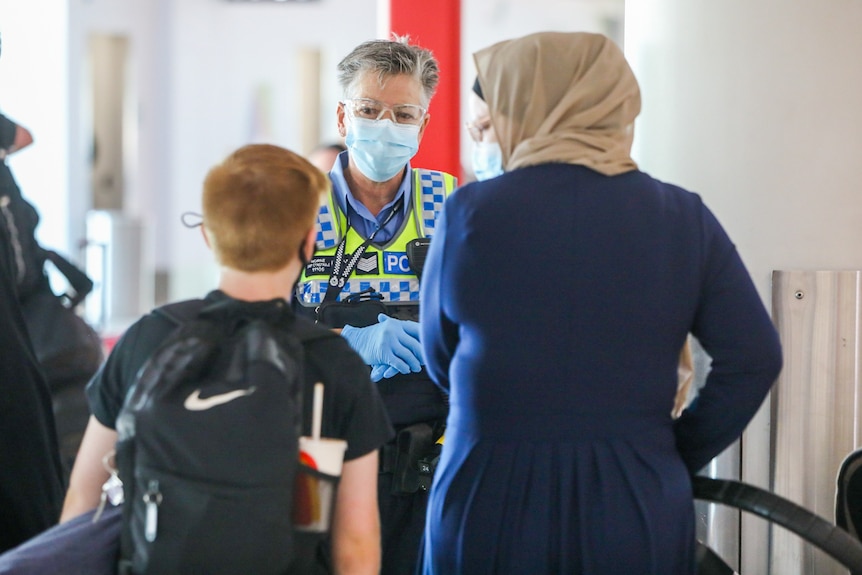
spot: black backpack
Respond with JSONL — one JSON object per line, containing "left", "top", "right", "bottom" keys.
{"left": 115, "top": 298, "right": 336, "bottom": 575}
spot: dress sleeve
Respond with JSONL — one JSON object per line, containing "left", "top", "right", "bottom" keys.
{"left": 674, "top": 204, "right": 783, "bottom": 473}
{"left": 419, "top": 202, "right": 458, "bottom": 391}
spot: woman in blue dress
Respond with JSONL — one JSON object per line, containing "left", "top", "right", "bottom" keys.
{"left": 419, "top": 31, "right": 782, "bottom": 574}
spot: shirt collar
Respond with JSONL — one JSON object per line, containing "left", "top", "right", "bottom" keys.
{"left": 329, "top": 150, "right": 412, "bottom": 230}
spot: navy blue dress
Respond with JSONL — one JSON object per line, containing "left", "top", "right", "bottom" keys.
{"left": 419, "top": 164, "right": 782, "bottom": 574}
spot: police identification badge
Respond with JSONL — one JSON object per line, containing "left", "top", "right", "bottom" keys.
{"left": 383, "top": 251, "right": 413, "bottom": 275}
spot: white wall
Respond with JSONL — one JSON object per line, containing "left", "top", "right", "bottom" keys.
{"left": 626, "top": 1, "right": 862, "bottom": 572}
{"left": 0, "top": 0, "right": 69, "bottom": 254}
{"left": 165, "top": 0, "right": 378, "bottom": 299}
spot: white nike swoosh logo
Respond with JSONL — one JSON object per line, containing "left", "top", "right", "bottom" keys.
{"left": 183, "top": 387, "right": 257, "bottom": 411}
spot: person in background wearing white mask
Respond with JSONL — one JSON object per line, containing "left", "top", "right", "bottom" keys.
{"left": 293, "top": 36, "right": 457, "bottom": 575}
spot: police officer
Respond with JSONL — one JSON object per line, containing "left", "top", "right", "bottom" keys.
{"left": 294, "top": 36, "right": 456, "bottom": 575}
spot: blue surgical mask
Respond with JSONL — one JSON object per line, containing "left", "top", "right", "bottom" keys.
{"left": 471, "top": 141, "right": 504, "bottom": 181}
{"left": 345, "top": 117, "right": 420, "bottom": 182}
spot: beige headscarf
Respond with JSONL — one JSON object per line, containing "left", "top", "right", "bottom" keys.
{"left": 473, "top": 31, "right": 640, "bottom": 176}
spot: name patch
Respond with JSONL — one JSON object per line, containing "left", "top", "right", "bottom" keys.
{"left": 305, "top": 255, "right": 333, "bottom": 277}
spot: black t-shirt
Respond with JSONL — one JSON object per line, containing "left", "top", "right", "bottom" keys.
{"left": 86, "top": 290, "right": 394, "bottom": 461}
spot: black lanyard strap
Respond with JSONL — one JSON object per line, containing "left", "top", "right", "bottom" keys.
{"left": 323, "top": 195, "right": 404, "bottom": 303}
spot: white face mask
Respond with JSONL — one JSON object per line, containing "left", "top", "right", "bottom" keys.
{"left": 345, "top": 117, "right": 420, "bottom": 182}
{"left": 471, "top": 141, "right": 504, "bottom": 181}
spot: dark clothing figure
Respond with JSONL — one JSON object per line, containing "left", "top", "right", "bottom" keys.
{"left": 419, "top": 32, "right": 783, "bottom": 575}
{"left": 0, "top": 112, "right": 99, "bottom": 483}
{"left": 0, "top": 199, "right": 64, "bottom": 552}
{"left": 0, "top": 113, "right": 47, "bottom": 299}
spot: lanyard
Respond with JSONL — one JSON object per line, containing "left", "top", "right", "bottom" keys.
{"left": 322, "top": 195, "right": 404, "bottom": 303}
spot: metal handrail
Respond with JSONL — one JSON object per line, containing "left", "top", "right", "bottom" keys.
{"left": 693, "top": 476, "right": 862, "bottom": 573}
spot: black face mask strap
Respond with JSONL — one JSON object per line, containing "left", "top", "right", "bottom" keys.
{"left": 298, "top": 238, "right": 310, "bottom": 268}
{"left": 292, "top": 237, "right": 314, "bottom": 304}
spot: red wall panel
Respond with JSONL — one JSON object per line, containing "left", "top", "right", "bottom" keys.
{"left": 388, "top": 0, "right": 462, "bottom": 180}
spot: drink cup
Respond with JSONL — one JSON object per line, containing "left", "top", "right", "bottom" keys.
{"left": 293, "top": 436, "right": 348, "bottom": 532}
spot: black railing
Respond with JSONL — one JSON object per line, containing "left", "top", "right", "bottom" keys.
{"left": 693, "top": 476, "right": 862, "bottom": 574}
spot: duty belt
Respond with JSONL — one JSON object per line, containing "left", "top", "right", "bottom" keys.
{"left": 379, "top": 421, "right": 443, "bottom": 494}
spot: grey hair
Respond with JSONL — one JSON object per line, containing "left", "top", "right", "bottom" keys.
{"left": 337, "top": 35, "right": 439, "bottom": 108}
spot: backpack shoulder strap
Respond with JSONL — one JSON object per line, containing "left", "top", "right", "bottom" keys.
{"left": 43, "top": 250, "right": 93, "bottom": 307}
{"left": 155, "top": 298, "right": 337, "bottom": 346}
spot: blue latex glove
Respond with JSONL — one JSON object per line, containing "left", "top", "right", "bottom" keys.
{"left": 370, "top": 364, "right": 401, "bottom": 382}
{"left": 342, "top": 314, "right": 423, "bottom": 380}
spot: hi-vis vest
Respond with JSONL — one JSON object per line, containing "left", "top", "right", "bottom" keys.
{"left": 296, "top": 168, "right": 456, "bottom": 307}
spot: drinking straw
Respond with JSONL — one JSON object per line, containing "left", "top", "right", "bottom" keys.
{"left": 312, "top": 382, "right": 324, "bottom": 440}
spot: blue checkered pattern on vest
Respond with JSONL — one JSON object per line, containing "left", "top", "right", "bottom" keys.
{"left": 299, "top": 278, "right": 420, "bottom": 305}
{"left": 418, "top": 170, "right": 446, "bottom": 236}
{"left": 315, "top": 203, "right": 338, "bottom": 250}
